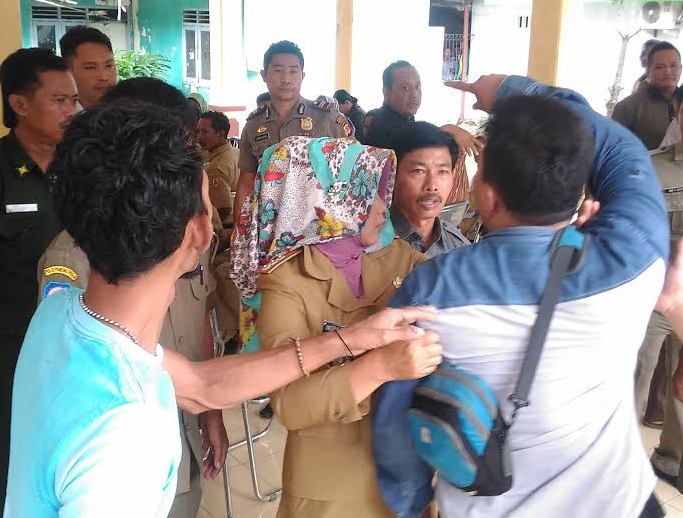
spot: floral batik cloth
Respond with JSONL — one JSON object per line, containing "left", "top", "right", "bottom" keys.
{"left": 230, "top": 136, "right": 397, "bottom": 351}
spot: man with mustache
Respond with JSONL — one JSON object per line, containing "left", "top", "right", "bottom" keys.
{"left": 390, "top": 122, "right": 468, "bottom": 257}
{"left": 0, "top": 48, "right": 80, "bottom": 509}
{"left": 613, "top": 41, "right": 682, "bottom": 150}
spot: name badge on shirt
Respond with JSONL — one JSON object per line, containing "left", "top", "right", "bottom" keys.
{"left": 5, "top": 203, "right": 38, "bottom": 213}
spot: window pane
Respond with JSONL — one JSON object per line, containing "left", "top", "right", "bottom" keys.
{"left": 201, "top": 30, "right": 211, "bottom": 81}
{"left": 36, "top": 25, "right": 56, "bottom": 53}
{"left": 185, "top": 29, "right": 196, "bottom": 79}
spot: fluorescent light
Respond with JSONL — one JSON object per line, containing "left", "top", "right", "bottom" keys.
{"left": 34, "top": 0, "right": 78, "bottom": 6}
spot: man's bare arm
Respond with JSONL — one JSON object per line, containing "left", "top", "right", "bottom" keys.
{"left": 164, "top": 306, "right": 436, "bottom": 413}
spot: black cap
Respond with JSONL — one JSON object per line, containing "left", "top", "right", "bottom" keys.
{"left": 333, "top": 89, "right": 357, "bottom": 104}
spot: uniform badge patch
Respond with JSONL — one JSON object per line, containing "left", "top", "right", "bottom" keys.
{"left": 255, "top": 133, "right": 270, "bottom": 142}
{"left": 301, "top": 117, "right": 313, "bottom": 131}
{"left": 43, "top": 265, "right": 79, "bottom": 281}
{"left": 392, "top": 276, "right": 403, "bottom": 288}
{"left": 43, "top": 281, "right": 71, "bottom": 299}
{"left": 297, "top": 103, "right": 305, "bottom": 115}
{"left": 257, "top": 126, "right": 268, "bottom": 134}
{"left": 17, "top": 164, "right": 29, "bottom": 176}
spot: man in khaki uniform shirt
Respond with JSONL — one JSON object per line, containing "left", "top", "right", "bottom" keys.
{"left": 634, "top": 144, "right": 683, "bottom": 488}
{"left": 197, "top": 111, "right": 239, "bottom": 229}
{"left": 37, "top": 231, "right": 228, "bottom": 518}
{"left": 233, "top": 40, "right": 353, "bottom": 221}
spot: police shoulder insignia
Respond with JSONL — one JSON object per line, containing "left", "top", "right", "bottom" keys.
{"left": 43, "top": 265, "right": 79, "bottom": 281}
{"left": 247, "top": 106, "right": 266, "bottom": 120}
{"left": 43, "top": 281, "right": 72, "bottom": 299}
{"left": 338, "top": 116, "right": 353, "bottom": 137}
{"left": 313, "top": 100, "right": 333, "bottom": 111}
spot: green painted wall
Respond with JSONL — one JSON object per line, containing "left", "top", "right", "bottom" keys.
{"left": 20, "top": 0, "right": 208, "bottom": 95}
{"left": 136, "top": 0, "right": 209, "bottom": 94}
{"left": 20, "top": 0, "right": 31, "bottom": 47}
{"left": 20, "top": 0, "right": 106, "bottom": 47}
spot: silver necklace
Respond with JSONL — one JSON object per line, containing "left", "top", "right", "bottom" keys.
{"left": 79, "top": 293, "right": 140, "bottom": 346}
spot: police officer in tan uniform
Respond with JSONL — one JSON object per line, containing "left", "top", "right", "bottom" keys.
{"left": 197, "top": 111, "right": 239, "bottom": 230}
{"left": 232, "top": 40, "right": 353, "bottom": 220}
{"left": 37, "top": 230, "right": 228, "bottom": 518}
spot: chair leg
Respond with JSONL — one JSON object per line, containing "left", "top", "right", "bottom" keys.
{"left": 241, "top": 402, "right": 282, "bottom": 502}
{"left": 222, "top": 456, "right": 233, "bottom": 518}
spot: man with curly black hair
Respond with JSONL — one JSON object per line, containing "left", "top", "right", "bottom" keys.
{"left": 5, "top": 99, "right": 437, "bottom": 516}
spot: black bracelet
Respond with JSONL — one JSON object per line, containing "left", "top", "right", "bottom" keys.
{"left": 334, "top": 329, "right": 355, "bottom": 358}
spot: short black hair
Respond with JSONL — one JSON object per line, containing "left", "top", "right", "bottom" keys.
{"left": 641, "top": 38, "right": 660, "bottom": 56}
{"left": 333, "top": 89, "right": 357, "bottom": 105}
{"left": 383, "top": 60, "right": 414, "bottom": 90}
{"left": 256, "top": 92, "right": 271, "bottom": 104}
{"left": 200, "top": 110, "right": 230, "bottom": 135}
{"left": 0, "top": 48, "right": 68, "bottom": 128}
{"left": 52, "top": 100, "right": 205, "bottom": 283}
{"left": 647, "top": 41, "right": 681, "bottom": 68}
{"left": 482, "top": 95, "right": 593, "bottom": 225}
{"left": 59, "top": 25, "right": 113, "bottom": 63}
{"left": 263, "top": 40, "right": 304, "bottom": 70}
{"left": 101, "top": 77, "right": 196, "bottom": 132}
{"left": 390, "top": 122, "right": 459, "bottom": 168}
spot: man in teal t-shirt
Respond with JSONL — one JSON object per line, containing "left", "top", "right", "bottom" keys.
{"left": 5, "top": 95, "right": 440, "bottom": 517}
{"left": 4, "top": 100, "right": 203, "bottom": 518}
{"left": 7, "top": 288, "right": 180, "bottom": 516}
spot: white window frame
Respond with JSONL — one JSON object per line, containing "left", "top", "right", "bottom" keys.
{"left": 182, "top": 10, "right": 211, "bottom": 88}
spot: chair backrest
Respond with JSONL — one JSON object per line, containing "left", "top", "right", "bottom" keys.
{"left": 446, "top": 151, "right": 470, "bottom": 204}
{"left": 441, "top": 201, "right": 469, "bottom": 228}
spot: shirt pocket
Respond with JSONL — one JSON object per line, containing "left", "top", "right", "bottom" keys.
{"left": 0, "top": 205, "right": 40, "bottom": 241}
{"left": 189, "top": 269, "right": 209, "bottom": 302}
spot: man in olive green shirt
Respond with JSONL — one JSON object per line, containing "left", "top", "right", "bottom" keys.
{"left": 0, "top": 47, "right": 80, "bottom": 509}
{"left": 612, "top": 41, "right": 682, "bottom": 150}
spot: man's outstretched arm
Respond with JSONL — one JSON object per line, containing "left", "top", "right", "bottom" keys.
{"left": 164, "top": 306, "right": 437, "bottom": 413}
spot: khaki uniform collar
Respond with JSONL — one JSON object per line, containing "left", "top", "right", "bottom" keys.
{"left": 646, "top": 84, "right": 680, "bottom": 103}
{"left": 208, "top": 142, "right": 230, "bottom": 161}
{"left": 265, "top": 96, "right": 307, "bottom": 123}
{"left": 301, "top": 244, "right": 399, "bottom": 311}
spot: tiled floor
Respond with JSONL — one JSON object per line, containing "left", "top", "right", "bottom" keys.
{"left": 199, "top": 406, "right": 683, "bottom": 517}
{"left": 198, "top": 403, "right": 285, "bottom": 518}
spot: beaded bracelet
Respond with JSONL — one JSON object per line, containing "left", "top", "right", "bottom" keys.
{"left": 291, "top": 337, "right": 309, "bottom": 377}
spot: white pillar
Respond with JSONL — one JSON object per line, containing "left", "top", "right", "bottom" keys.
{"left": 209, "top": 0, "right": 247, "bottom": 107}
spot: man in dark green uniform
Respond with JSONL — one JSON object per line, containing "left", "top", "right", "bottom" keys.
{"left": 0, "top": 48, "right": 80, "bottom": 506}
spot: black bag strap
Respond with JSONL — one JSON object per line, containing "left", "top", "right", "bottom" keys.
{"left": 507, "top": 225, "right": 586, "bottom": 422}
